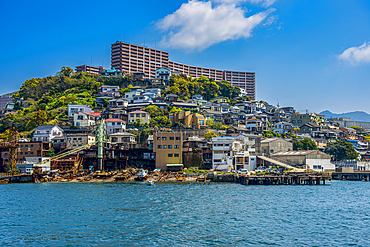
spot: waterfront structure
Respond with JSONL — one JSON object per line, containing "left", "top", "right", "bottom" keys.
{"left": 270, "top": 150, "right": 334, "bottom": 172}
{"left": 211, "top": 136, "right": 247, "bottom": 171}
{"left": 17, "top": 142, "right": 51, "bottom": 160}
{"left": 75, "top": 65, "right": 105, "bottom": 75}
{"left": 111, "top": 41, "right": 256, "bottom": 99}
{"left": 153, "top": 132, "right": 183, "bottom": 170}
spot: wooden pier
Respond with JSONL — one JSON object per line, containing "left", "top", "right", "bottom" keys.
{"left": 237, "top": 174, "right": 330, "bottom": 186}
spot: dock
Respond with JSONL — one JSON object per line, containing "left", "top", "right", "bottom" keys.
{"left": 235, "top": 173, "right": 330, "bottom": 186}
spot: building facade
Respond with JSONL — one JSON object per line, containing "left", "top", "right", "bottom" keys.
{"left": 111, "top": 41, "right": 256, "bottom": 99}
{"left": 153, "top": 132, "right": 183, "bottom": 170}
{"left": 75, "top": 65, "right": 105, "bottom": 75}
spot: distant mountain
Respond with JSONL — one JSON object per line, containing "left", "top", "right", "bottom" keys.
{"left": 320, "top": 110, "right": 370, "bottom": 122}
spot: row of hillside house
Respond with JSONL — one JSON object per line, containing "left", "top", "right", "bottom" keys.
{"left": 76, "top": 65, "right": 174, "bottom": 85}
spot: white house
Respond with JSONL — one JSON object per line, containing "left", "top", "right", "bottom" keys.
{"left": 67, "top": 104, "right": 92, "bottom": 118}
{"left": 145, "top": 88, "right": 161, "bottom": 97}
{"left": 155, "top": 67, "right": 171, "bottom": 81}
{"left": 105, "top": 119, "right": 126, "bottom": 134}
{"left": 32, "top": 125, "right": 64, "bottom": 142}
{"left": 211, "top": 136, "right": 249, "bottom": 171}
{"left": 124, "top": 91, "right": 141, "bottom": 101}
{"left": 73, "top": 112, "right": 98, "bottom": 127}
{"left": 273, "top": 122, "right": 293, "bottom": 135}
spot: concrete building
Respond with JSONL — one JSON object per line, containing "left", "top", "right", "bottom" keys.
{"left": 105, "top": 119, "right": 126, "bottom": 134}
{"left": 211, "top": 136, "right": 247, "bottom": 171}
{"left": 270, "top": 150, "right": 334, "bottom": 172}
{"left": 257, "top": 138, "right": 293, "bottom": 156}
{"left": 68, "top": 104, "right": 92, "bottom": 119}
{"left": 75, "top": 65, "right": 105, "bottom": 75}
{"left": 109, "top": 132, "right": 136, "bottom": 149}
{"left": 291, "top": 113, "right": 325, "bottom": 127}
{"left": 153, "top": 132, "right": 183, "bottom": 170}
{"left": 111, "top": 41, "right": 256, "bottom": 100}
{"left": 32, "top": 125, "right": 64, "bottom": 142}
{"left": 0, "top": 95, "right": 13, "bottom": 110}
{"left": 66, "top": 134, "right": 95, "bottom": 149}
{"left": 73, "top": 112, "right": 98, "bottom": 127}
{"left": 128, "top": 110, "right": 150, "bottom": 125}
{"left": 169, "top": 111, "right": 207, "bottom": 129}
{"left": 155, "top": 68, "right": 171, "bottom": 81}
{"left": 17, "top": 142, "right": 51, "bottom": 160}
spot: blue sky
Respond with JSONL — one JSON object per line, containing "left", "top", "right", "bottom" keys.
{"left": 1, "top": 0, "right": 370, "bottom": 114}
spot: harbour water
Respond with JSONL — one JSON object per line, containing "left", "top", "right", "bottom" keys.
{"left": 1, "top": 181, "right": 370, "bottom": 246}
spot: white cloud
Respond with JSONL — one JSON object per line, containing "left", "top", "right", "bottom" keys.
{"left": 157, "top": 0, "right": 274, "bottom": 50}
{"left": 339, "top": 42, "right": 370, "bottom": 64}
{"left": 214, "top": 0, "right": 275, "bottom": 7}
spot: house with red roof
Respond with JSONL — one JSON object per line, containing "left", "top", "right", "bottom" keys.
{"left": 73, "top": 112, "right": 101, "bottom": 127}
{"left": 105, "top": 118, "right": 126, "bottom": 134}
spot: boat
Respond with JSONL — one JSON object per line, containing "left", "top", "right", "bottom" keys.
{"left": 135, "top": 169, "right": 148, "bottom": 181}
{"left": 146, "top": 180, "right": 154, "bottom": 186}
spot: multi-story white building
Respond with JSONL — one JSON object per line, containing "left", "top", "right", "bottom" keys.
{"left": 211, "top": 136, "right": 257, "bottom": 171}
{"left": 73, "top": 112, "right": 98, "bottom": 127}
{"left": 32, "top": 125, "right": 64, "bottom": 142}
{"left": 105, "top": 119, "right": 126, "bottom": 134}
{"left": 67, "top": 104, "right": 92, "bottom": 118}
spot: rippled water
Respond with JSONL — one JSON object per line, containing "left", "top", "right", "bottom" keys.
{"left": 1, "top": 181, "right": 370, "bottom": 246}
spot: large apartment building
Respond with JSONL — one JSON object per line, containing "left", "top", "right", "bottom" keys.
{"left": 111, "top": 41, "right": 256, "bottom": 99}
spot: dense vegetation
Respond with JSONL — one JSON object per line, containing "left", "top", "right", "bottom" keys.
{"left": 166, "top": 74, "right": 241, "bottom": 101}
{"left": 325, "top": 140, "right": 358, "bottom": 161}
{"left": 1, "top": 67, "right": 103, "bottom": 132}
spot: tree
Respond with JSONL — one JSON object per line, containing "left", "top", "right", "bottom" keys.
{"left": 325, "top": 140, "right": 358, "bottom": 161}
{"left": 169, "top": 106, "right": 183, "bottom": 113}
{"left": 293, "top": 138, "right": 318, "bottom": 151}
{"left": 46, "top": 147, "right": 56, "bottom": 157}
{"left": 120, "top": 84, "right": 133, "bottom": 94}
{"left": 58, "top": 67, "right": 74, "bottom": 77}
{"left": 26, "top": 110, "right": 48, "bottom": 128}
{"left": 149, "top": 116, "right": 172, "bottom": 127}
{"left": 144, "top": 105, "right": 165, "bottom": 118}
{"left": 204, "top": 131, "right": 217, "bottom": 139}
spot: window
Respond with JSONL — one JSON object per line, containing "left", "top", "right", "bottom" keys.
{"left": 174, "top": 153, "right": 179, "bottom": 157}
{"left": 73, "top": 138, "right": 77, "bottom": 140}
{"left": 20, "top": 145, "right": 23, "bottom": 148}
{"left": 25, "top": 144, "right": 28, "bottom": 147}
{"left": 168, "top": 145, "right": 172, "bottom": 149}
{"left": 168, "top": 154, "right": 173, "bottom": 157}
{"left": 157, "top": 137, "right": 160, "bottom": 140}
{"left": 174, "top": 145, "right": 179, "bottom": 149}
{"left": 157, "top": 145, "right": 161, "bottom": 149}
{"left": 162, "top": 137, "right": 166, "bottom": 140}
{"left": 78, "top": 138, "right": 82, "bottom": 140}
{"left": 142, "top": 113, "right": 146, "bottom": 117}
{"left": 136, "top": 114, "right": 140, "bottom": 117}
{"left": 31, "top": 144, "right": 34, "bottom": 147}
{"left": 170, "top": 137, "right": 174, "bottom": 140}
{"left": 176, "top": 137, "right": 181, "bottom": 140}
{"left": 163, "top": 145, "right": 167, "bottom": 149}
{"left": 30, "top": 152, "right": 34, "bottom": 155}
{"left": 25, "top": 152, "right": 28, "bottom": 155}
{"left": 130, "top": 114, "right": 134, "bottom": 117}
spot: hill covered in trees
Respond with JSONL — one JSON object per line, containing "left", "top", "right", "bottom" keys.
{"left": 0, "top": 67, "right": 244, "bottom": 133}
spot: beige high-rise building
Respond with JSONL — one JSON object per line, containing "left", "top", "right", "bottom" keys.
{"left": 111, "top": 41, "right": 256, "bottom": 100}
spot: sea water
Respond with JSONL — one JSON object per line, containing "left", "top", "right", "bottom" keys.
{"left": 1, "top": 181, "right": 370, "bottom": 246}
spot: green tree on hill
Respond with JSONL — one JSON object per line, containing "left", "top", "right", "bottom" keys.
{"left": 26, "top": 110, "right": 48, "bottom": 129}
{"left": 325, "top": 140, "right": 358, "bottom": 161}
{"left": 293, "top": 138, "right": 318, "bottom": 151}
